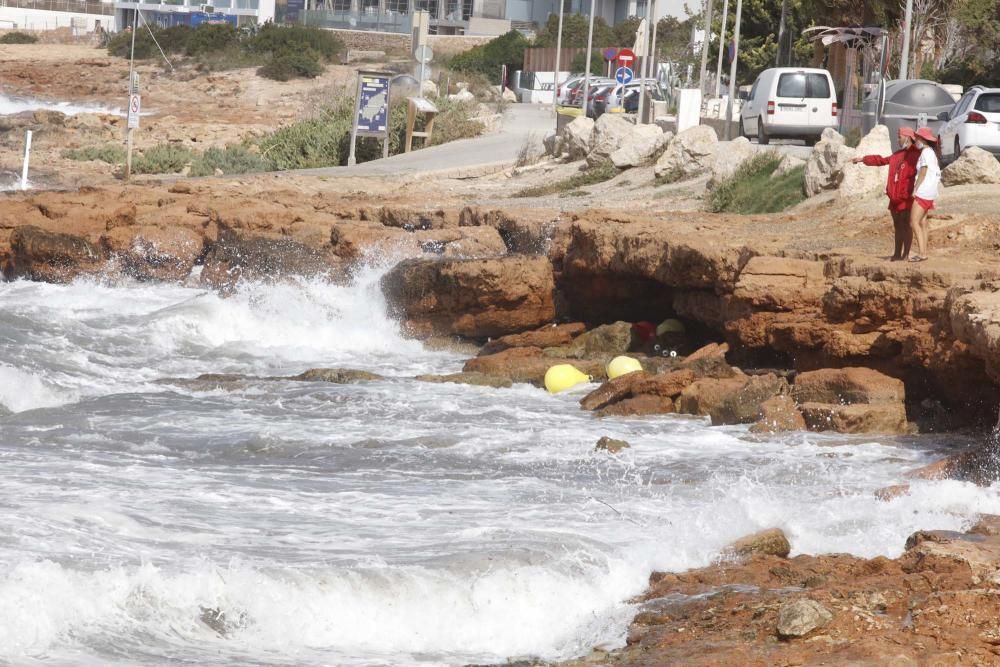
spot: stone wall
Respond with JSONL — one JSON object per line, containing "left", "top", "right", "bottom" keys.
{"left": 332, "top": 29, "right": 491, "bottom": 57}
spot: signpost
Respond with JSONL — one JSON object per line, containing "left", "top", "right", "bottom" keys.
{"left": 348, "top": 71, "right": 392, "bottom": 166}
{"left": 603, "top": 47, "right": 617, "bottom": 77}
{"left": 617, "top": 48, "right": 636, "bottom": 70}
{"left": 615, "top": 66, "right": 633, "bottom": 85}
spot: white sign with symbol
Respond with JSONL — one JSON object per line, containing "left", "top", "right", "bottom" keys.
{"left": 127, "top": 94, "right": 141, "bottom": 129}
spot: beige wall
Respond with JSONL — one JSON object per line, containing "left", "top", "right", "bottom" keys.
{"left": 332, "top": 28, "right": 492, "bottom": 57}
{"left": 465, "top": 16, "right": 510, "bottom": 36}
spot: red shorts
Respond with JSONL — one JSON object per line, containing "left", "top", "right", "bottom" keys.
{"left": 913, "top": 196, "right": 935, "bottom": 211}
{"left": 888, "top": 198, "right": 912, "bottom": 212}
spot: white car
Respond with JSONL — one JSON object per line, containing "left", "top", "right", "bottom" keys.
{"left": 739, "top": 67, "right": 838, "bottom": 145}
{"left": 601, "top": 79, "right": 665, "bottom": 114}
{"left": 938, "top": 86, "right": 1000, "bottom": 161}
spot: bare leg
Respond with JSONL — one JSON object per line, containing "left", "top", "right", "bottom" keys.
{"left": 899, "top": 210, "right": 913, "bottom": 259}
{"left": 890, "top": 211, "right": 905, "bottom": 260}
{"left": 919, "top": 213, "right": 931, "bottom": 256}
{"left": 910, "top": 205, "right": 928, "bottom": 257}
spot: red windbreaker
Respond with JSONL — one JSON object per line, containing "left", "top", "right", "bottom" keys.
{"left": 861, "top": 147, "right": 920, "bottom": 204}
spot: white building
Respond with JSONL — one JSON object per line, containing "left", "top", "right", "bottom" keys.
{"left": 517, "top": 0, "right": 691, "bottom": 28}
{"left": 0, "top": 0, "right": 117, "bottom": 32}
{"left": 113, "top": 0, "right": 275, "bottom": 31}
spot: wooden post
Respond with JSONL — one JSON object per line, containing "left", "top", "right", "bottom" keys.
{"left": 406, "top": 99, "right": 417, "bottom": 152}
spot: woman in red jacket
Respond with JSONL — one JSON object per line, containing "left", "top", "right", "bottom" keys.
{"left": 851, "top": 126, "right": 920, "bottom": 261}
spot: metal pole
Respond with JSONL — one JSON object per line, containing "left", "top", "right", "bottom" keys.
{"left": 348, "top": 73, "right": 362, "bottom": 166}
{"left": 713, "top": 0, "right": 728, "bottom": 98}
{"left": 124, "top": 7, "right": 138, "bottom": 182}
{"left": 553, "top": 0, "right": 564, "bottom": 114}
{"left": 637, "top": 2, "right": 652, "bottom": 124}
{"left": 581, "top": 0, "right": 596, "bottom": 116}
{"left": 775, "top": 0, "right": 787, "bottom": 67}
{"left": 875, "top": 30, "right": 889, "bottom": 125}
{"left": 723, "top": 0, "right": 741, "bottom": 139}
{"left": 899, "top": 0, "right": 913, "bottom": 79}
{"left": 697, "top": 0, "right": 714, "bottom": 96}
{"left": 650, "top": 9, "right": 659, "bottom": 84}
{"left": 20, "top": 130, "right": 32, "bottom": 190}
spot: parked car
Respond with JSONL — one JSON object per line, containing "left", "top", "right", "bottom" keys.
{"left": 567, "top": 78, "right": 613, "bottom": 108}
{"left": 937, "top": 86, "right": 1000, "bottom": 162}
{"left": 556, "top": 75, "right": 585, "bottom": 106}
{"left": 739, "top": 67, "right": 838, "bottom": 145}
{"left": 586, "top": 83, "right": 617, "bottom": 118}
{"left": 596, "top": 79, "right": 666, "bottom": 117}
{"left": 618, "top": 81, "right": 667, "bottom": 115}
{"left": 861, "top": 79, "right": 955, "bottom": 150}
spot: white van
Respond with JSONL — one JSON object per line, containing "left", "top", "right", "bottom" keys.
{"left": 739, "top": 68, "right": 838, "bottom": 145}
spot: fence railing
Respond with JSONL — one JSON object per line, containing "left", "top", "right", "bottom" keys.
{"left": 0, "top": 0, "right": 114, "bottom": 14}
{"left": 301, "top": 8, "right": 408, "bottom": 32}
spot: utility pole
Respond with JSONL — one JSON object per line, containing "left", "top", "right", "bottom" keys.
{"left": 775, "top": 0, "right": 787, "bottom": 67}
{"left": 581, "top": 0, "right": 596, "bottom": 116}
{"left": 124, "top": 7, "right": 138, "bottom": 182}
{"left": 637, "top": 0, "right": 653, "bottom": 124}
{"left": 899, "top": 0, "right": 913, "bottom": 79}
{"left": 553, "top": 0, "right": 565, "bottom": 115}
{"left": 697, "top": 0, "right": 714, "bottom": 96}
{"left": 713, "top": 0, "right": 728, "bottom": 98}
{"left": 723, "top": 0, "right": 742, "bottom": 139}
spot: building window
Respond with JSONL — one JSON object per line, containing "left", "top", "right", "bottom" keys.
{"left": 386, "top": 0, "right": 408, "bottom": 13}
{"left": 461, "top": 0, "right": 471, "bottom": 19}
{"left": 331, "top": 0, "right": 350, "bottom": 10}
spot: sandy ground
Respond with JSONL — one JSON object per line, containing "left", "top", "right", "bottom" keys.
{"left": 0, "top": 42, "right": 359, "bottom": 185}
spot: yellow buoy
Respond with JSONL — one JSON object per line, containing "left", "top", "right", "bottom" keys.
{"left": 544, "top": 364, "right": 591, "bottom": 394}
{"left": 606, "top": 355, "right": 643, "bottom": 380}
{"left": 656, "top": 318, "right": 686, "bottom": 337}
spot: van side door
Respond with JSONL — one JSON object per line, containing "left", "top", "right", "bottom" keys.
{"left": 745, "top": 76, "right": 761, "bottom": 133}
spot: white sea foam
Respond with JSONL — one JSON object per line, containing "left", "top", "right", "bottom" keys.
{"left": 0, "top": 271, "right": 997, "bottom": 665}
{"left": 0, "top": 94, "right": 120, "bottom": 117}
{"left": 0, "top": 363, "right": 75, "bottom": 412}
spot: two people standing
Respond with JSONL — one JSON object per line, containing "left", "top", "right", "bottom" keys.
{"left": 853, "top": 126, "right": 941, "bottom": 262}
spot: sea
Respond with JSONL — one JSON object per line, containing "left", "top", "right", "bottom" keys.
{"left": 1, "top": 265, "right": 997, "bottom": 666}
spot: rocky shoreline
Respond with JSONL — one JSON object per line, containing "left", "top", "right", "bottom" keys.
{"left": 3, "top": 179, "right": 1000, "bottom": 665}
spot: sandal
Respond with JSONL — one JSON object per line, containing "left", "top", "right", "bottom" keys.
{"left": 909, "top": 255, "right": 926, "bottom": 262}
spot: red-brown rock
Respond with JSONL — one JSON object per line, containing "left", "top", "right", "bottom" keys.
{"left": 799, "top": 401, "right": 909, "bottom": 434}
{"left": 750, "top": 395, "right": 807, "bottom": 433}
{"left": 597, "top": 394, "right": 675, "bottom": 417}
{"left": 479, "top": 322, "right": 586, "bottom": 356}
{"left": 382, "top": 255, "right": 556, "bottom": 339}
{"left": 793, "top": 367, "right": 905, "bottom": 405}
{"left": 462, "top": 346, "right": 604, "bottom": 386}
{"left": 100, "top": 225, "right": 204, "bottom": 282}
{"left": 676, "top": 376, "right": 748, "bottom": 416}
{"left": 3, "top": 224, "right": 104, "bottom": 282}
{"left": 709, "top": 373, "right": 789, "bottom": 426}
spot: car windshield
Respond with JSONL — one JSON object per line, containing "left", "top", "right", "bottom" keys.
{"left": 975, "top": 93, "right": 1000, "bottom": 113}
{"left": 776, "top": 73, "right": 831, "bottom": 99}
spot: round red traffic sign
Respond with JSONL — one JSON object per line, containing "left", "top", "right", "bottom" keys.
{"left": 617, "top": 48, "right": 636, "bottom": 67}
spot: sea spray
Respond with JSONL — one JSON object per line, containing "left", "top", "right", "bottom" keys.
{"left": 2, "top": 274, "right": 999, "bottom": 665}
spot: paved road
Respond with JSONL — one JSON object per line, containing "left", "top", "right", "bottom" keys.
{"left": 308, "top": 103, "right": 554, "bottom": 178}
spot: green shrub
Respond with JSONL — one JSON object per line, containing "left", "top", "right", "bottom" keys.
{"left": 257, "top": 101, "right": 353, "bottom": 170}
{"left": 708, "top": 152, "right": 805, "bottom": 214}
{"left": 184, "top": 23, "right": 238, "bottom": 55}
{"left": 107, "top": 29, "right": 156, "bottom": 59}
{"left": 62, "top": 144, "right": 126, "bottom": 163}
{"left": 0, "top": 32, "right": 38, "bottom": 44}
{"left": 247, "top": 23, "right": 341, "bottom": 62}
{"left": 448, "top": 30, "right": 528, "bottom": 83}
{"left": 514, "top": 161, "right": 621, "bottom": 197}
{"left": 156, "top": 25, "right": 194, "bottom": 53}
{"left": 427, "top": 99, "right": 484, "bottom": 146}
{"left": 132, "top": 143, "right": 193, "bottom": 174}
{"left": 258, "top": 49, "right": 323, "bottom": 81}
{"left": 189, "top": 145, "right": 271, "bottom": 177}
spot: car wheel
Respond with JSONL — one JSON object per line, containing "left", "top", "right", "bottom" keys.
{"left": 804, "top": 136, "right": 817, "bottom": 147}
{"left": 955, "top": 138, "right": 962, "bottom": 158}
{"left": 757, "top": 121, "right": 770, "bottom": 145}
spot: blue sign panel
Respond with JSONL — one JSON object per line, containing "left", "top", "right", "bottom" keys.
{"left": 615, "top": 66, "right": 633, "bottom": 85}
{"left": 602, "top": 47, "right": 618, "bottom": 61}
{"left": 356, "top": 74, "right": 390, "bottom": 136}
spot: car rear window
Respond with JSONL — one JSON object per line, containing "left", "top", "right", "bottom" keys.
{"left": 776, "top": 73, "right": 831, "bottom": 98}
{"left": 975, "top": 93, "right": 1000, "bottom": 113}
{"left": 889, "top": 83, "right": 955, "bottom": 108}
